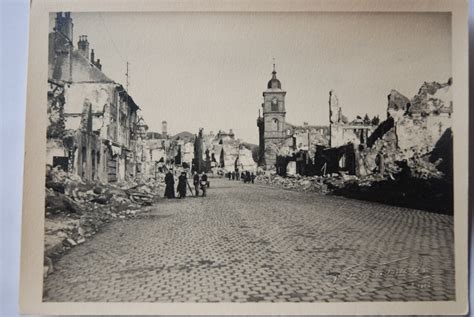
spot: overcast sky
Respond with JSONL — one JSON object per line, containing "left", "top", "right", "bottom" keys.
{"left": 50, "top": 12, "right": 451, "bottom": 144}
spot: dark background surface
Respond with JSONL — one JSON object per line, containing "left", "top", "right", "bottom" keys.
{"left": 0, "top": 0, "right": 472, "bottom": 316}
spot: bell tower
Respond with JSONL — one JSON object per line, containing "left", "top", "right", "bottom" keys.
{"left": 257, "top": 62, "right": 287, "bottom": 168}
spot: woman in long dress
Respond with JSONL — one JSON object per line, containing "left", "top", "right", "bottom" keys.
{"left": 177, "top": 172, "right": 187, "bottom": 199}
{"left": 164, "top": 170, "right": 175, "bottom": 198}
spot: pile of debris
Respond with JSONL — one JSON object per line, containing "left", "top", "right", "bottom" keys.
{"left": 257, "top": 161, "right": 452, "bottom": 215}
{"left": 44, "top": 167, "right": 164, "bottom": 278}
{"left": 256, "top": 172, "right": 331, "bottom": 193}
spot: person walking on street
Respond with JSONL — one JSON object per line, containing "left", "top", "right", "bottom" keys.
{"left": 193, "top": 171, "right": 200, "bottom": 197}
{"left": 164, "top": 169, "right": 175, "bottom": 198}
{"left": 177, "top": 172, "right": 187, "bottom": 199}
{"left": 245, "top": 171, "right": 251, "bottom": 183}
{"left": 200, "top": 172, "right": 208, "bottom": 197}
{"left": 231, "top": 171, "right": 235, "bottom": 180}
{"left": 251, "top": 172, "right": 256, "bottom": 184}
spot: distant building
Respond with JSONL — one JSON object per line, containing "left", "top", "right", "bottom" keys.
{"left": 140, "top": 123, "right": 198, "bottom": 176}
{"left": 161, "top": 120, "right": 168, "bottom": 138}
{"left": 257, "top": 64, "right": 329, "bottom": 169}
{"left": 192, "top": 129, "right": 257, "bottom": 174}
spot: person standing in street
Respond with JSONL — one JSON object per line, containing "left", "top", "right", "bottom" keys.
{"left": 251, "top": 172, "right": 256, "bottom": 184}
{"left": 164, "top": 169, "right": 175, "bottom": 198}
{"left": 245, "top": 171, "right": 251, "bottom": 183}
{"left": 177, "top": 171, "right": 187, "bottom": 199}
{"left": 193, "top": 171, "right": 200, "bottom": 197}
{"left": 200, "top": 172, "right": 208, "bottom": 197}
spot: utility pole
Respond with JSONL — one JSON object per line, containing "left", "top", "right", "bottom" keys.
{"left": 125, "top": 61, "right": 130, "bottom": 93}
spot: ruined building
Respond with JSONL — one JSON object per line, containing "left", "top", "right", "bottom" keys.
{"left": 47, "top": 12, "right": 141, "bottom": 183}
{"left": 360, "top": 78, "right": 453, "bottom": 178}
{"left": 141, "top": 123, "right": 197, "bottom": 176}
{"left": 257, "top": 64, "right": 329, "bottom": 169}
{"left": 142, "top": 132, "right": 169, "bottom": 177}
{"left": 315, "top": 78, "right": 453, "bottom": 178}
{"left": 192, "top": 129, "right": 257, "bottom": 174}
{"left": 328, "top": 90, "right": 375, "bottom": 148}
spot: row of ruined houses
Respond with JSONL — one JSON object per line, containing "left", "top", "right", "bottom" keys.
{"left": 143, "top": 128, "right": 258, "bottom": 176}
{"left": 275, "top": 78, "right": 453, "bottom": 178}
{"left": 46, "top": 12, "right": 147, "bottom": 183}
{"left": 47, "top": 13, "right": 260, "bottom": 183}
{"left": 193, "top": 129, "right": 257, "bottom": 174}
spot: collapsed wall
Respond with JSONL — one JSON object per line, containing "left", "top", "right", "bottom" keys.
{"left": 217, "top": 139, "right": 257, "bottom": 173}
{"left": 361, "top": 78, "right": 453, "bottom": 179}
{"left": 199, "top": 130, "right": 258, "bottom": 173}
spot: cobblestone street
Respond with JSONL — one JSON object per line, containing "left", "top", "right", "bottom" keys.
{"left": 43, "top": 178, "right": 455, "bottom": 302}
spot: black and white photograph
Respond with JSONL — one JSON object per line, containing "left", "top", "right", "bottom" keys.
{"left": 18, "top": 0, "right": 469, "bottom": 315}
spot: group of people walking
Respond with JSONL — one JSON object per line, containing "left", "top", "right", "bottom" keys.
{"left": 227, "top": 170, "right": 255, "bottom": 184}
{"left": 164, "top": 169, "right": 208, "bottom": 199}
{"left": 164, "top": 168, "right": 256, "bottom": 200}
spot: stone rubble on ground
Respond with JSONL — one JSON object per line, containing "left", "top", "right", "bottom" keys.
{"left": 256, "top": 172, "right": 330, "bottom": 193}
{"left": 256, "top": 155, "right": 445, "bottom": 196}
{"left": 44, "top": 167, "right": 165, "bottom": 278}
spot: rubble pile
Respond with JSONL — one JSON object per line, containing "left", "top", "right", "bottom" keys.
{"left": 44, "top": 167, "right": 164, "bottom": 277}
{"left": 257, "top": 171, "right": 379, "bottom": 194}
{"left": 369, "top": 78, "right": 452, "bottom": 176}
{"left": 361, "top": 127, "right": 445, "bottom": 180}
{"left": 258, "top": 146, "right": 451, "bottom": 214}
{"left": 256, "top": 173, "right": 330, "bottom": 193}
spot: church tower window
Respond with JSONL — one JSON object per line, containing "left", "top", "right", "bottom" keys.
{"left": 271, "top": 97, "right": 278, "bottom": 111}
{"left": 272, "top": 118, "right": 280, "bottom": 131}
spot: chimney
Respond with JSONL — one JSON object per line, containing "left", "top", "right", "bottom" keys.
{"left": 95, "top": 58, "right": 102, "bottom": 70}
{"left": 55, "top": 12, "right": 74, "bottom": 43}
{"left": 77, "top": 35, "right": 90, "bottom": 60}
{"left": 90, "top": 49, "right": 95, "bottom": 63}
{"left": 162, "top": 121, "right": 168, "bottom": 137}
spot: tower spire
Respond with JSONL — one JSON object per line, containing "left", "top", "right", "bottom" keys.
{"left": 272, "top": 57, "right": 276, "bottom": 73}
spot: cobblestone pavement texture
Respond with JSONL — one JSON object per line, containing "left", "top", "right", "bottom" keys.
{"left": 43, "top": 178, "right": 455, "bottom": 302}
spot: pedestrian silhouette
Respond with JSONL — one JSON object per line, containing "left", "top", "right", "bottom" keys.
{"left": 177, "top": 172, "right": 187, "bottom": 199}
{"left": 200, "top": 173, "right": 208, "bottom": 197}
{"left": 164, "top": 169, "right": 175, "bottom": 198}
{"left": 193, "top": 171, "right": 200, "bottom": 196}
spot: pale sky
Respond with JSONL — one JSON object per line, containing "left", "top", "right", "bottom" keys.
{"left": 50, "top": 12, "right": 451, "bottom": 144}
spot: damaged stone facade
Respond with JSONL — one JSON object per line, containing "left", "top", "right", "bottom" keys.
{"left": 257, "top": 65, "right": 329, "bottom": 169}
{"left": 329, "top": 90, "right": 376, "bottom": 148}
{"left": 138, "top": 125, "right": 257, "bottom": 177}
{"left": 259, "top": 78, "right": 453, "bottom": 214}
{"left": 139, "top": 122, "right": 197, "bottom": 177}
{"left": 268, "top": 77, "right": 453, "bottom": 182}
{"left": 359, "top": 78, "right": 453, "bottom": 178}
{"left": 195, "top": 129, "right": 257, "bottom": 174}
{"left": 47, "top": 12, "right": 141, "bottom": 183}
